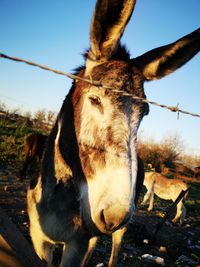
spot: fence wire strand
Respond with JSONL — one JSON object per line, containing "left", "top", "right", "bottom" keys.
{"left": 1, "top": 52, "right": 199, "bottom": 118}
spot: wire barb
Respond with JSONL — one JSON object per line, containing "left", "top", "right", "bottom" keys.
{"left": 0, "top": 52, "right": 200, "bottom": 118}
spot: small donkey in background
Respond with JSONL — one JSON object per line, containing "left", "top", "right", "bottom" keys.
{"left": 142, "top": 172, "right": 188, "bottom": 224}
{"left": 27, "top": 1, "right": 200, "bottom": 266}
{"left": 20, "top": 132, "right": 47, "bottom": 181}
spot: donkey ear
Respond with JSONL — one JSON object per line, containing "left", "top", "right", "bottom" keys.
{"left": 88, "top": 0, "right": 136, "bottom": 62}
{"left": 131, "top": 28, "right": 200, "bottom": 81}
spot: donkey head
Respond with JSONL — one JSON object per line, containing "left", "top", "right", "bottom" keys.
{"left": 58, "top": 0, "right": 199, "bottom": 235}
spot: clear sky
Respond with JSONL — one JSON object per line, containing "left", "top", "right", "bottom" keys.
{"left": 0, "top": 0, "right": 200, "bottom": 155}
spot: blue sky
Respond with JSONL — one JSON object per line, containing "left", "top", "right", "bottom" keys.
{"left": 0, "top": 0, "right": 200, "bottom": 155}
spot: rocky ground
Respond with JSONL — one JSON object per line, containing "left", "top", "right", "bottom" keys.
{"left": 0, "top": 165, "right": 200, "bottom": 267}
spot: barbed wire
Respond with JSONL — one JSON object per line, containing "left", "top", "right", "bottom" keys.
{"left": 0, "top": 52, "right": 200, "bottom": 118}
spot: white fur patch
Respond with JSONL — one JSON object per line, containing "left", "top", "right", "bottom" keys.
{"left": 77, "top": 89, "right": 142, "bottom": 230}
{"left": 54, "top": 114, "right": 72, "bottom": 181}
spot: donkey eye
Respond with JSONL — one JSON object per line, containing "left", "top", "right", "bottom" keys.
{"left": 89, "top": 95, "right": 101, "bottom": 106}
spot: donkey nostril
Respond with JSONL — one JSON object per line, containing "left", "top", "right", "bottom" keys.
{"left": 100, "top": 209, "right": 106, "bottom": 225}
{"left": 100, "top": 209, "right": 115, "bottom": 231}
{"left": 99, "top": 207, "right": 132, "bottom": 232}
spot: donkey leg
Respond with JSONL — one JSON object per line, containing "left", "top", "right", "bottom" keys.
{"left": 28, "top": 204, "right": 55, "bottom": 265}
{"left": 141, "top": 189, "right": 152, "bottom": 205}
{"left": 60, "top": 235, "right": 90, "bottom": 267}
{"left": 20, "top": 156, "right": 32, "bottom": 181}
{"left": 108, "top": 227, "right": 127, "bottom": 267}
{"left": 147, "top": 190, "right": 154, "bottom": 211}
{"left": 141, "top": 182, "right": 155, "bottom": 208}
{"left": 81, "top": 236, "right": 98, "bottom": 267}
{"left": 180, "top": 204, "right": 186, "bottom": 225}
{"left": 142, "top": 186, "right": 154, "bottom": 211}
{"left": 30, "top": 227, "right": 55, "bottom": 266}
{"left": 172, "top": 201, "right": 186, "bottom": 224}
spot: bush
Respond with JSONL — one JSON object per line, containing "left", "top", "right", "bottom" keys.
{"left": 138, "top": 134, "right": 184, "bottom": 172}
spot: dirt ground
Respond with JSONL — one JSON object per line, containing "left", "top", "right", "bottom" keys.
{"left": 0, "top": 165, "right": 200, "bottom": 267}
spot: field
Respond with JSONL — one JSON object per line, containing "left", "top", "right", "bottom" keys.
{"left": 0, "top": 114, "right": 200, "bottom": 267}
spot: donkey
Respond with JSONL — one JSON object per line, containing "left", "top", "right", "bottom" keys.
{"left": 142, "top": 172, "right": 188, "bottom": 224}
{"left": 20, "top": 132, "right": 47, "bottom": 181}
{"left": 27, "top": 1, "right": 200, "bottom": 266}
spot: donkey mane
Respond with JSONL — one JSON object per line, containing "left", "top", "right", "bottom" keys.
{"left": 76, "top": 44, "right": 130, "bottom": 74}
{"left": 84, "top": 44, "right": 130, "bottom": 61}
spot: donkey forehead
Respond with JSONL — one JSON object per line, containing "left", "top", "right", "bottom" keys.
{"left": 89, "top": 60, "right": 145, "bottom": 96}
{"left": 72, "top": 60, "right": 149, "bottom": 116}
